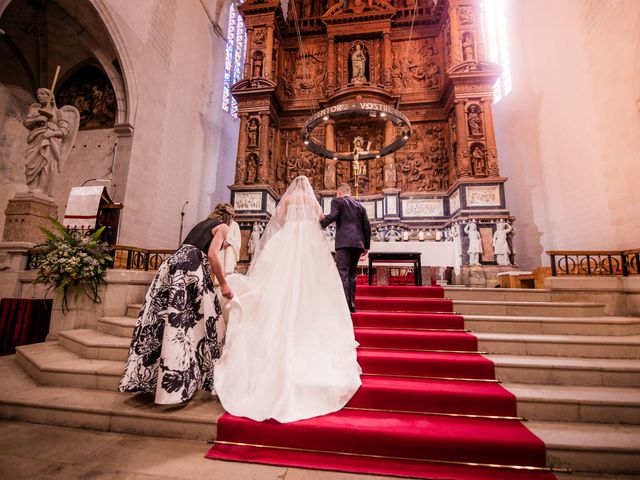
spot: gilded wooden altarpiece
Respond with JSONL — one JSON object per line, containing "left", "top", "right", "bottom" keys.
{"left": 228, "top": 0, "right": 515, "bottom": 267}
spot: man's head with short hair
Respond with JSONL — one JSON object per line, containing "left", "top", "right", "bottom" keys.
{"left": 336, "top": 183, "right": 351, "bottom": 197}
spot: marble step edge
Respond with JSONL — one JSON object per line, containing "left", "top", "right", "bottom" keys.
{"left": 476, "top": 332, "right": 640, "bottom": 347}
{"left": 490, "top": 354, "right": 640, "bottom": 372}
{"left": 79, "top": 326, "right": 640, "bottom": 354}
{"left": 15, "top": 342, "right": 125, "bottom": 377}
{"left": 465, "top": 314, "right": 640, "bottom": 325}
{"left": 452, "top": 299, "right": 606, "bottom": 308}
{"left": 503, "top": 383, "right": 640, "bottom": 407}
{"left": 529, "top": 421, "right": 640, "bottom": 453}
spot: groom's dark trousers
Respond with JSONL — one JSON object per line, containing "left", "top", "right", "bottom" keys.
{"left": 320, "top": 195, "right": 372, "bottom": 311}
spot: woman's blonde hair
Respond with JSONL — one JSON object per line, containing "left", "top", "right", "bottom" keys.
{"left": 209, "top": 202, "right": 236, "bottom": 225}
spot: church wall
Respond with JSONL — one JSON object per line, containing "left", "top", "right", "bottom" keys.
{"left": 493, "top": 0, "right": 640, "bottom": 269}
{"left": 101, "top": 0, "right": 239, "bottom": 248}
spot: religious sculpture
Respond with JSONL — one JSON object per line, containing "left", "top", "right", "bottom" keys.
{"left": 246, "top": 154, "right": 258, "bottom": 183}
{"left": 467, "top": 104, "right": 483, "bottom": 136}
{"left": 386, "top": 227, "right": 402, "bottom": 242}
{"left": 471, "top": 144, "right": 487, "bottom": 177}
{"left": 351, "top": 136, "right": 370, "bottom": 177}
{"left": 302, "top": 0, "right": 312, "bottom": 17}
{"left": 351, "top": 44, "right": 367, "bottom": 83}
{"left": 252, "top": 53, "right": 263, "bottom": 78}
{"left": 462, "top": 33, "right": 475, "bottom": 62}
{"left": 493, "top": 221, "right": 513, "bottom": 266}
{"left": 248, "top": 223, "right": 264, "bottom": 258}
{"left": 23, "top": 88, "right": 79, "bottom": 195}
{"left": 464, "top": 221, "right": 482, "bottom": 265}
{"left": 247, "top": 118, "right": 259, "bottom": 148}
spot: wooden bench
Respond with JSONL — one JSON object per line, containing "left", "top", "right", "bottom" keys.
{"left": 368, "top": 252, "right": 422, "bottom": 286}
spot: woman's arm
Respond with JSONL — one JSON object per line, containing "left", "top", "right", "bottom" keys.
{"left": 207, "top": 224, "right": 233, "bottom": 299}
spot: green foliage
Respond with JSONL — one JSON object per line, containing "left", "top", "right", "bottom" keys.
{"left": 32, "top": 218, "right": 113, "bottom": 313}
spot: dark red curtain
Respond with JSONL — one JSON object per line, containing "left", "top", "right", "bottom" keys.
{"left": 0, "top": 298, "right": 52, "bottom": 355}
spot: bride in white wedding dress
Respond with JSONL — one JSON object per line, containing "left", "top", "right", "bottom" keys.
{"left": 214, "top": 176, "right": 362, "bottom": 423}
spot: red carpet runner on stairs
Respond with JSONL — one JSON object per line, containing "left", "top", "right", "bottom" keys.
{"left": 206, "top": 285, "right": 557, "bottom": 479}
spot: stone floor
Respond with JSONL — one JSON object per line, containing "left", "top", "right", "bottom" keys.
{"left": 1, "top": 420, "right": 639, "bottom": 480}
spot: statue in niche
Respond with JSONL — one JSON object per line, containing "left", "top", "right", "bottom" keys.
{"left": 456, "top": 147, "right": 471, "bottom": 177}
{"left": 486, "top": 148, "right": 499, "bottom": 176}
{"left": 247, "top": 118, "right": 259, "bottom": 148}
{"left": 246, "top": 154, "right": 258, "bottom": 183}
{"left": 23, "top": 88, "right": 79, "bottom": 195}
{"left": 464, "top": 221, "right": 483, "bottom": 265}
{"left": 324, "top": 159, "right": 337, "bottom": 190}
{"left": 351, "top": 44, "right": 367, "bottom": 83}
{"left": 302, "top": 0, "right": 312, "bottom": 17}
{"left": 462, "top": 33, "right": 475, "bottom": 62}
{"left": 252, "top": 52, "right": 263, "bottom": 78}
{"left": 471, "top": 144, "right": 487, "bottom": 176}
{"left": 493, "top": 222, "right": 513, "bottom": 266}
{"left": 248, "top": 223, "right": 264, "bottom": 259}
{"left": 467, "top": 104, "right": 483, "bottom": 136}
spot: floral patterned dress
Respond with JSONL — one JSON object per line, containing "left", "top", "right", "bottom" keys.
{"left": 119, "top": 244, "right": 223, "bottom": 404}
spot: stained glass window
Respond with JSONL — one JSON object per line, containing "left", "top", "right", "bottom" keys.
{"left": 222, "top": 1, "right": 246, "bottom": 116}
{"left": 482, "top": 0, "right": 512, "bottom": 103}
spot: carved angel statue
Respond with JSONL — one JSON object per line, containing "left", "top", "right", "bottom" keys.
{"left": 23, "top": 88, "right": 80, "bottom": 195}
{"left": 493, "top": 221, "right": 513, "bottom": 266}
{"left": 464, "top": 221, "right": 483, "bottom": 265}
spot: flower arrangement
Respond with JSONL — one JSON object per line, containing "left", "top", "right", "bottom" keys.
{"left": 32, "top": 218, "right": 113, "bottom": 313}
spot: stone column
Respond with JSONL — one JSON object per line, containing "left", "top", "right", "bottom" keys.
{"left": 258, "top": 113, "right": 270, "bottom": 182}
{"left": 447, "top": 1, "right": 463, "bottom": 65}
{"left": 244, "top": 28, "right": 254, "bottom": 79}
{"left": 327, "top": 36, "right": 336, "bottom": 90}
{"left": 454, "top": 100, "right": 471, "bottom": 177}
{"left": 383, "top": 32, "right": 392, "bottom": 86}
{"left": 264, "top": 26, "right": 274, "bottom": 80}
{"left": 482, "top": 97, "right": 500, "bottom": 176}
{"left": 324, "top": 120, "right": 337, "bottom": 189}
{"left": 235, "top": 113, "right": 249, "bottom": 184}
{"left": 383, "top": 120, "right": 396, "bottom": 188}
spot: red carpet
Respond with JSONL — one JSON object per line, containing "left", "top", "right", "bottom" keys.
{"left": 207, "top": 285, "right": 557, "bottom": 479}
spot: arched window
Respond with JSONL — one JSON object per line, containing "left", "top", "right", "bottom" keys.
{"left": 482, "top": 0, "right": 512, "bottom": 103}
{"left": 221, "top": 1, "right": 247, "bottom": 117}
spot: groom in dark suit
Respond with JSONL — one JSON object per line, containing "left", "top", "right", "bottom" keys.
{"left": 320, "top": 183, "right": 372, "bottom": 313}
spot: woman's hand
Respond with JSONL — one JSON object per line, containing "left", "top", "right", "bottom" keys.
{"left": 220, "top": 282, "right": 234, "bottom": 299}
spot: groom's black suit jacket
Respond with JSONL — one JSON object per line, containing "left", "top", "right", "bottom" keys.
{"left": 320, "top": 195, "right": 372, "bottom": 250}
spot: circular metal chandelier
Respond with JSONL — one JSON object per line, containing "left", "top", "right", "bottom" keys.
{"left": 301, "top": 102, "right": 411, "bottom": 161}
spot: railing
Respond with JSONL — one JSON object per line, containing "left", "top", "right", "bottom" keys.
{"left": 111, "top": 245, "right": 175, "bottom": 271}
{"left": 547, "top": 250, "right": 640, "bottom": 277}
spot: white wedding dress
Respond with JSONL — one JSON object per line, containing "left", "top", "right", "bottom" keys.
{"left": 214, "top": 176, "right": 362, "bottom": 423}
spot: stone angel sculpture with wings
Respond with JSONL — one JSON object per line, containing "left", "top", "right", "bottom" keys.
{"left": 23, "top": 88, "right": 80, "bottom": 195}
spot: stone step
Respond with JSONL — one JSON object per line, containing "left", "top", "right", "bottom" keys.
{"left": 491, "top": 354, "right": 640, "bottom": 387}
{"left": 504, "top": 383, "right": 640, "bottom": 424}
{"left": 1, "top": 354, "right": 638, "bottom": 476}
{"left": 59, "top": 329, "right": 130, "bottom": 361}
{"left": 477, "top": 333, "right": 640, "bottom": 359}
{"left": 128, "top": 300, "right": 608, "bottom": 318}
{"left": 0, "top": 356, "right": 222, "bottom": 441}
{"left": 466, "top": 314, "right": 640, "bottom": 336}
{"left": 126, "top": 304, "right": 142, "bottom": 317}
{"left": 97, "top": 316, "right": 137, "bottom": 337}
{"left": 454, "top": 300, "right": 606, "bottom": 317}
{"left": 15, "top": 342, "right": 124, "bottom": 391}
{"left": 446, "top": 286, "right": 553, "bottom": 302}
{"left": 530, "top": 421, "right": 640, "bottom": 475}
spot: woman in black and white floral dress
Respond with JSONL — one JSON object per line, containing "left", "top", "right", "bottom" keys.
{"left": 119, "top": 203, "right": 235, "bottom": 404}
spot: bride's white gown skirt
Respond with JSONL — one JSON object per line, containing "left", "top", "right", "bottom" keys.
{"left": 214, "top": 218, "right": 362, "bottom": 423}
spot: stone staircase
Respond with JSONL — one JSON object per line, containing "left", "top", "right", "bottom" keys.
{"left": 2, "top": 284, "right": 640, "bottom": 477}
